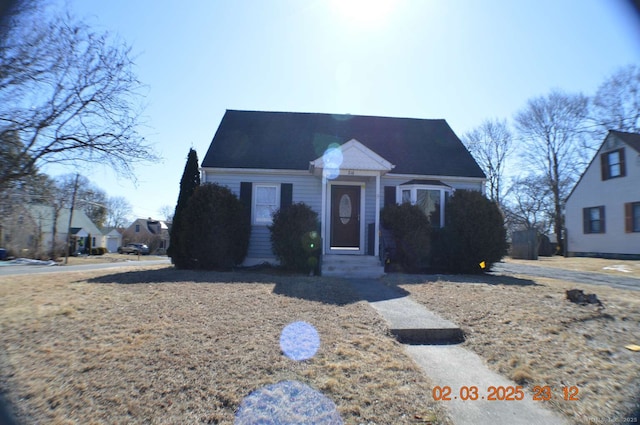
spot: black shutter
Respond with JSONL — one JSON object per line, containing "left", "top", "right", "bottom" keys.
{"left": 600, "top": 154, "right": 608, "bottom": 180}
{"left": 240, "top": 182, "right": 252, "bottom": 225}
{"left": 384, "top": 186, "right": 396, "bottom": 206}
{"left": 619, "top": 148, "right": 626, "bottom": 177}
{"left": 583, "top": 208, "right": 590, "bottom": 234}
{"left": 600, "top": 206, "right": 606, "bottom": 233}
{"left": 280, "top": 183, "right": 293, "bottom": 210}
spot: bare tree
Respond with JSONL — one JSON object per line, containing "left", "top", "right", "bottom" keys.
{"left": 158, "top": 205, "right": 174, "bottom": 223}
{"left": 54, "top": 174, "right": 108, "bottom": 227}
{"left": 503, "top": 175, "right": 553, "bottom": 233}
{"left": 514, "top": 90, "right": 589, "bottom": 253}
{"left": 105, "top": 196, "right": 133, "bottom": 229}
{"left": 462, "top": 118, "right": 514, "bottom": 206}
{"left": 0, "top": 4, "right": 157, "bottom": 190}
{"left": 591, "top": 64, "right": 640, "bottom": 136}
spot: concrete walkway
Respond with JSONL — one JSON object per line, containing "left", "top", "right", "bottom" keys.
{"left": 349, "top": 279, "right": 569, "bottom": 425}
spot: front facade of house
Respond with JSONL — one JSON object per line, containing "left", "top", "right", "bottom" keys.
{"left": 565, "top": 130, "right": 640, "bottom": 259}
{"left": 201, "top": 111, "right": 486, "bottom": 271}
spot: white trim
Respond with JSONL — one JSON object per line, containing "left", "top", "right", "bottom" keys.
{"left": 309, "top": 139, "right": 395, "bottom": 176}
{"left": 321, "top": 176, "right": 327, "bottom": 255}
{"left": 252, "top": 183, "right": 280, "bottom": 225}
{"left": 326, "top": 181, "right": 366, "bottom": 254}
{"left": 375, "top": 174, "right": 380, "bottom": 257}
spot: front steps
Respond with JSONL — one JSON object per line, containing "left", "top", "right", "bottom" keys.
{"left": 321, "top": 254, "right": 385, "bottom": 279}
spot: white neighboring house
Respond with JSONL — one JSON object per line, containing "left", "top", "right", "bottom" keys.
{"left": 565, "top": 130, "right": 640, "bottom": 259}
{"left": 1, "top": 204, "right": 104, "bottom": 257}
{"left": 101, "top": 228, "right": 123, "bottom": 253}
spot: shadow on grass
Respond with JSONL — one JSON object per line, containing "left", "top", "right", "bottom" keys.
{"left": 83, "top": 265, "right": 413, "bottom": 306}
{"left": 84, "top": 265, "right": 536, "bottom": 306}
{"left": 381, "top": 272, "right": 538, "bottom": 287}
{"left": 84, "top": 265, "right": 367, "bottom": 306}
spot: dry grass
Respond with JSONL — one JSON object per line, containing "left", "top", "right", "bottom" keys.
{"left": 56, "top": 253, "right": 167, "bottom": 266}
{"left": 506, "top": 256, "right": 640, "bottom": 277}
{"left": 0, "top": 265, "right": 450, "bottom": 425}
{"left": 383, "top": 273, "right": 640, "bottom": 425}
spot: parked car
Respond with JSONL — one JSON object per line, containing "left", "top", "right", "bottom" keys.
{"left": 117, "top": 243, "right": 150, "bottom": 255}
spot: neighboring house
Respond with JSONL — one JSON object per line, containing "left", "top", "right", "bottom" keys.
{"left": 565, "top": 130, "right": 640, "bottom": 259}
{"left": 201, "top": 110, "right": 486, "bottom": 276}
{"left": 0, "top": 204, "right": 104, "bottom": 257}
{"left": 101, "top": 227, "right": 123, "bottom": 253}
{"left": 123, "top": 218, "right": 171, "bottom": 253}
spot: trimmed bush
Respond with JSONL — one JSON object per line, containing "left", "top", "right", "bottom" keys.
{"left": 381, "top": 203, "right": 431, "bottom": 272}
{"left": 269, "top": 203, "right": 320, "bottom": 274}
{"left": 180, "top": 183, "right": 250, "bottom": 270}
{"left": 90, "top": 247, "right": 107, "bottom": 255}
{"left": 431, "top": 190, "right": 507, "bottom": 274}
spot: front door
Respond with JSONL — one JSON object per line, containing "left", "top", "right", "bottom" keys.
{"left": 330, "top": 185, "right": 361, "bottom": 249}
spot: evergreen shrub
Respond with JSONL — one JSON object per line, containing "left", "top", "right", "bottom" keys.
{"left": 381, "top": 203, "right": 431, "bottom": 272}
{"left": 431, "top": 190, "right": 507, "bottom": 273}
{"left": 269, "top": 203, "right": 320, "bottom": 274}
{"left": 181, "top": 183, "right": 250, "bottom": 270}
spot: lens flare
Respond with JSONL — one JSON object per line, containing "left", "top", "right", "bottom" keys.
{"left": 322, "top": 144, "right": 343, "bottom": 180}
{"left": 234, "top": 380, "right": 343, "bottom": 424}
{"left": 280, "top": 321, "right": 320, "bottom": 361}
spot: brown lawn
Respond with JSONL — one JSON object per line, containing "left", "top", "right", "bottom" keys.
{"left": 382, "top": 272, "right": 640, "bottom": 425}
{"left": 0, "top": 265, "right": 449, "bottom": 425}
{"left": 506, "top": 256, "right": 640, "bottom": 277}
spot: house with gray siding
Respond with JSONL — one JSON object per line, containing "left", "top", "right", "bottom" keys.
{"left": 565, "top": 130, "right": 640, "bottom": 259}
{"left": 201, "top": 110, "right": 486, "bottom": 276}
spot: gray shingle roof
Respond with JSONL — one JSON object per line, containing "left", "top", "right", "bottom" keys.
{"left": 611, "top": 129, "right": 640, "bottom": 153}
{"left": 201, "top": 110, "right": 485, "bottom": 178}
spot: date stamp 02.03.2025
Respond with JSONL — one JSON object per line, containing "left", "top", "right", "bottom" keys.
{"left": 431, "top": 385, "right": 579, "bottom": 402}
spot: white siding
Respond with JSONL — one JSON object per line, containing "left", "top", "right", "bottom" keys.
{"left": 566, "top": 135, "right": 640, "bottom": 256}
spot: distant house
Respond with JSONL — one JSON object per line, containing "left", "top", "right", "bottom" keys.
{"left": 201, "top": 110, "right": 486, "bottom": 276}
{"left": 0, "top": 204, "right": 104, "bottom": 257}
{"left": 101, "top": 227, "right": 123, "bottom": 253}
{"left": 565, "top": 130, "right": 640, "bottom": 259}
{"left": 123, "top": 218, "right": 171, "bottom": 253}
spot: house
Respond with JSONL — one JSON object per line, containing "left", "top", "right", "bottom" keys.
{"left": 200, "top": 110, "right": 486, "bottom": 277}
{"left": 0, "top": 204, "right": 104, "bottom": 257}
{"left": 565, "top": 130, "right": 640, "bottom": 259}
{"left": 101, "top": 227, "right": 123, "bottom": 253}
{"left": 123, "top": 218, "right": 171, "bottom": 253}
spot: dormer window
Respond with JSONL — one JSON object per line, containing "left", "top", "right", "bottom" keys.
{"left": 601, "top": 148, "right": 625, "bottom": 180}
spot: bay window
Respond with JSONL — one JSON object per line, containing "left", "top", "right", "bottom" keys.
{"left": 398, "top": 183, "right": 452, "bottom": 227}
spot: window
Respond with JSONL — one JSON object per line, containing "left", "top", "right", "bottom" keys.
{"left": 601, "top": 149, "right": 626, "bottom": 180}
{"left": 625, "top": 202, "right": 640, "bottom": 233}
{"left": 254, "top": 184, "right": 279, "bottom": 225}
{"left": 583, "top": 206, "right": 605, "bottom": 234}
{"left": 135, "top": 224, "right": 140, "bottom": 232}
{"left": 398, "top": 184, "right": 452, "bottom": 227}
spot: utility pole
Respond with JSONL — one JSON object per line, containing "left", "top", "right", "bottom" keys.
{"left": 64, "top": 174, "right": 80, "bottom": 265}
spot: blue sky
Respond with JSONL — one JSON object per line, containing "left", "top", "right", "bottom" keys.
{"left": 55, "top": 0, "right": 639, "bottom": 221}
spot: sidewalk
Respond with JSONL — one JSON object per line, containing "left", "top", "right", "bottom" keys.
{"left": 349, "top": 279, "right": 569, "bottom": 425}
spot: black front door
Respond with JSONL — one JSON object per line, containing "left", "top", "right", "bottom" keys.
{"left": 330, "top": 185, "right": 360, "bottom": 249}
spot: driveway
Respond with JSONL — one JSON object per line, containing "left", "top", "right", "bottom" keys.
{"left": 492, "top": 262, "right": 640, "bottom": 291}
{"left": 0, "top": 258, "right": 171, "bottom": 276}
